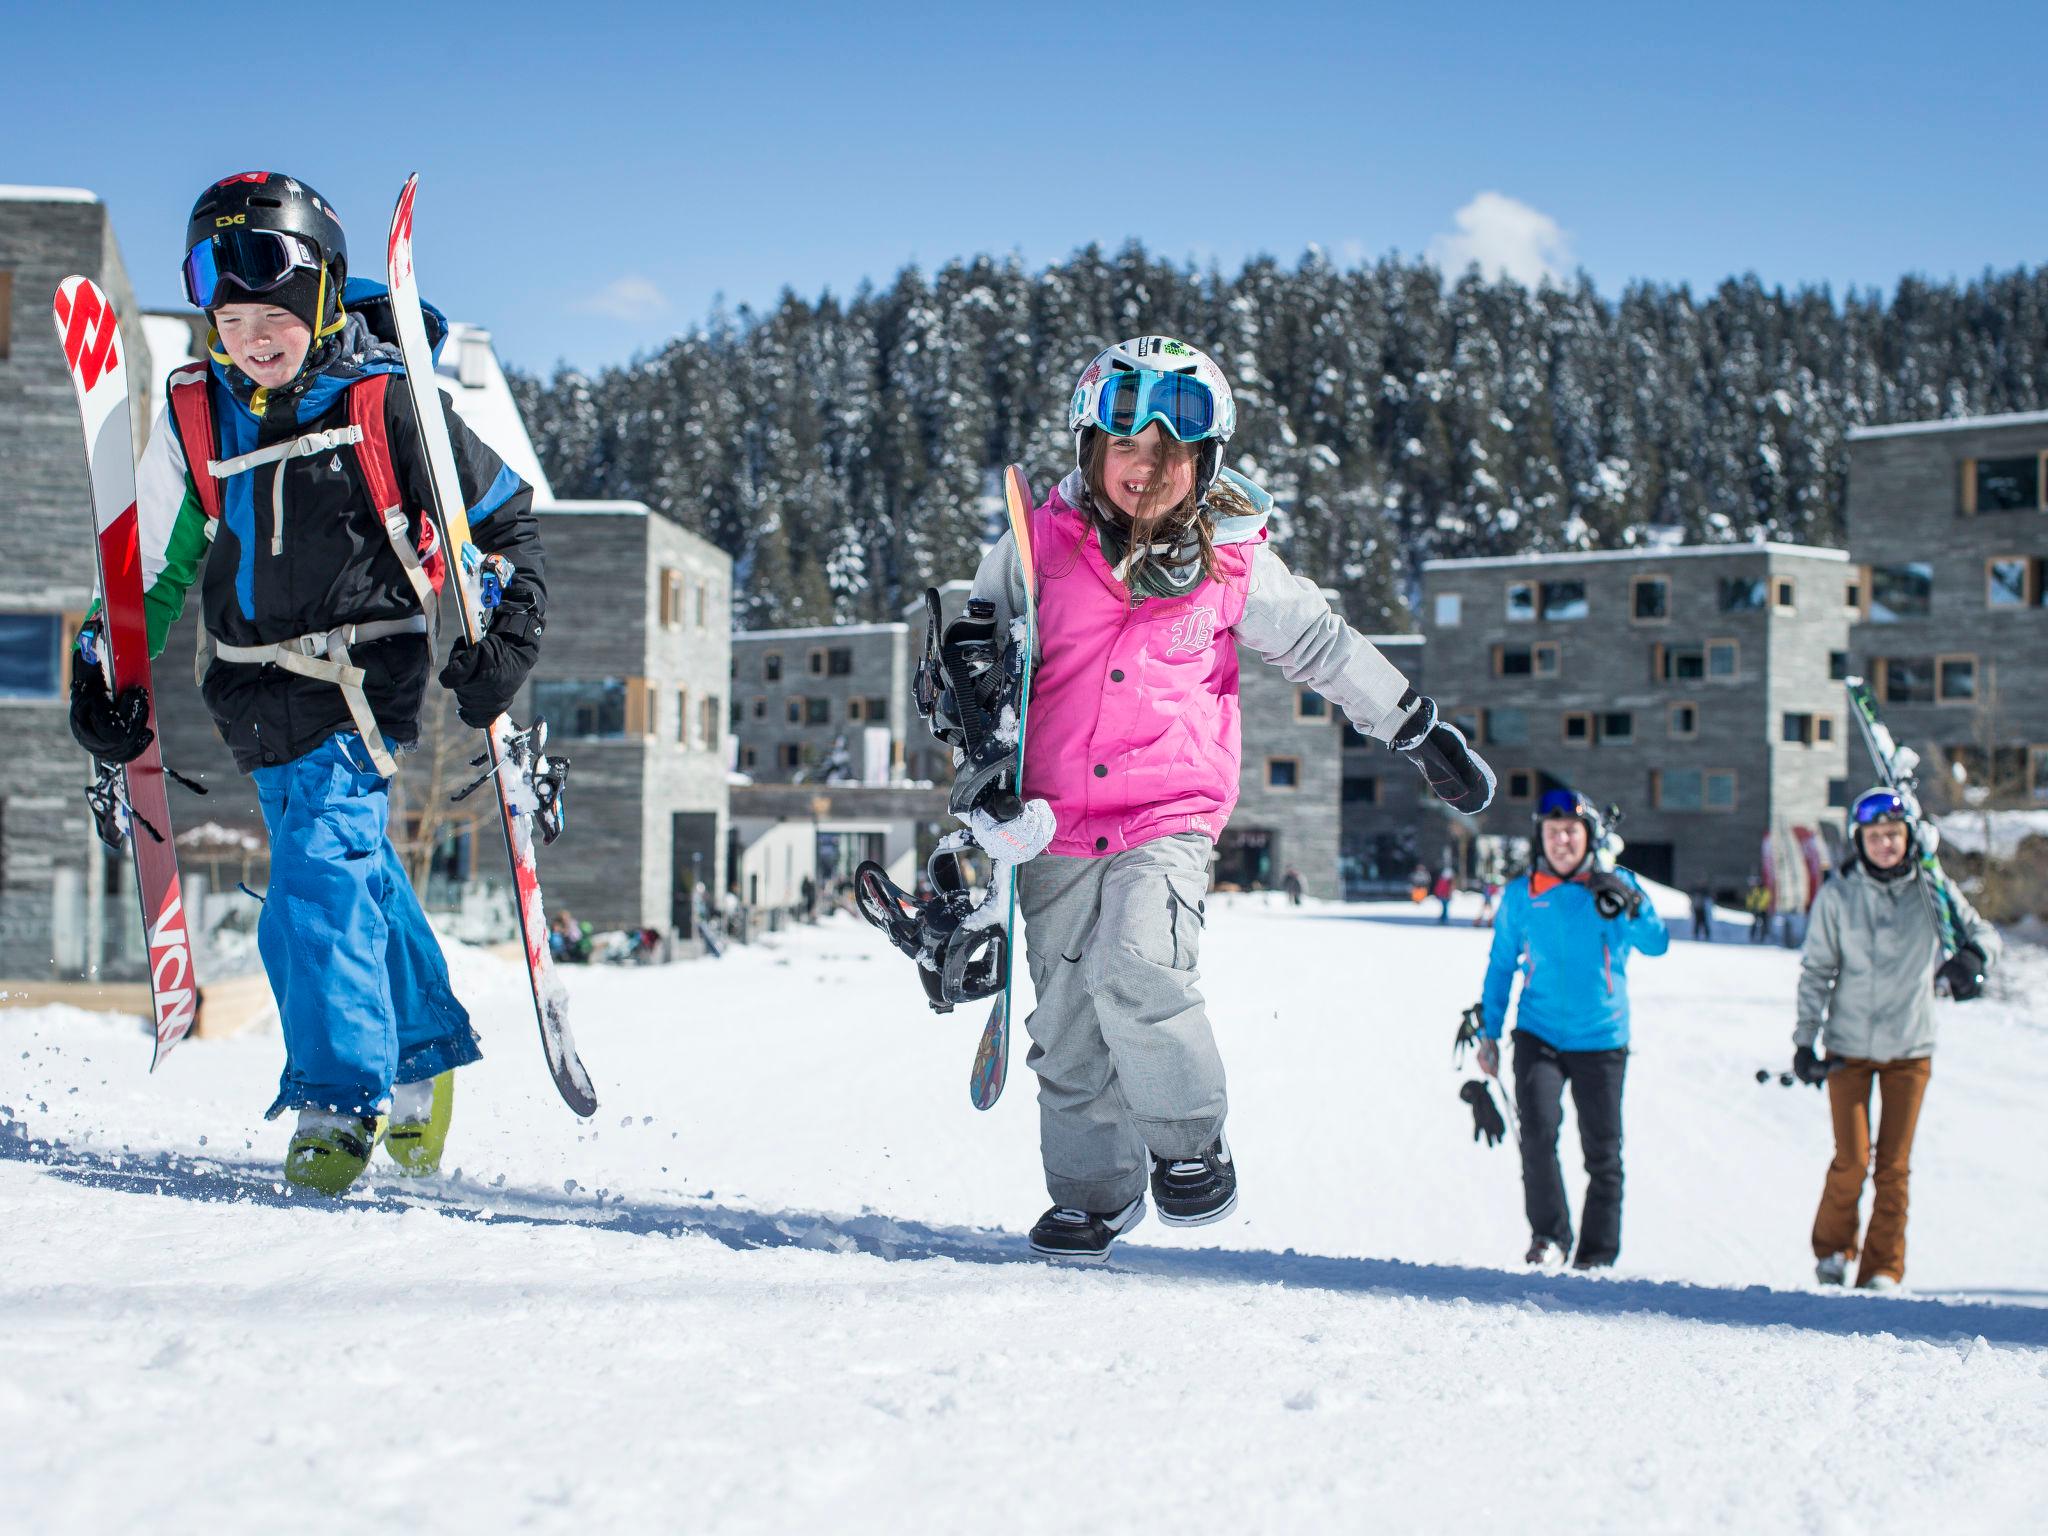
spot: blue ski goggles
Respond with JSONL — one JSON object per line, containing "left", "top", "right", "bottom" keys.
{"left": 1536, "top": 788, "right": 1588, "bottom": 820}
{"left": 1851, "top": 788, "right": 1910, "bottom": 826}
{"left": 182, "top": 228, "right": 321, "bottom": 310}
{"left": 1075, "top": 369, "right": 1222, "bottom": 441}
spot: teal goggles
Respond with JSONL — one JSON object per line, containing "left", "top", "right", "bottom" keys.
{"left": 1076, "top": 368, "right": 1221, "bottom": 441}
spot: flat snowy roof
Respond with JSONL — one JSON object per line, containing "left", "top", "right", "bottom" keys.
{"left": 0, "top": 185, "right": 98, "bottom": 203}
{"left": 1847, "top": 409, "right": 2048, "bottom": 442}
{"left": 1424, "top": 542, "right": 1847, "bottom": 572}
{"left": 536, "top": 499, "right": 650, "bottom": 516}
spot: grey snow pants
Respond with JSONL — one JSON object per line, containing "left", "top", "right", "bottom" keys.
{"left": 1016, "top": 832, "right": 1223, "bottom": 1212}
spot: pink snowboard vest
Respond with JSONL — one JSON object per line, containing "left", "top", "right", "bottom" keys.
{"left": 1023, "top": 486, "right": 1261, "bottom": 857}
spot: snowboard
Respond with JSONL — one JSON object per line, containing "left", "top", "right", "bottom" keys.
{"left": 1842, "top": 676, "right": 1961, "bottom": 957}
{"left": 385, "top": 174, "right": 597, "bottom": 1117}
{"left": 968, "top": 464, "right": 1038, "bottom": 1110}
{"left": 51, "top": 277, "right": 199, "bottom": 1067}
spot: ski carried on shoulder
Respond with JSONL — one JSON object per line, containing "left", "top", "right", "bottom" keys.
{"left": 1842, "top": 676, "right": 1962, "bottom": 957}
{"left": 385, "top": 173, "right": 597, "bottom": 1117}
{"left": 52, "top": 277, "right": 202, "bottom": 1067}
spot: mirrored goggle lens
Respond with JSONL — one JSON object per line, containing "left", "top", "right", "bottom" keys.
{"left": 1095, "top": 371, "right": 1216, "bottom": 440}
{"left": 1852, "top": 790, "right": 1908, "bottom": 825}
{"left": 182, "top": 229, "right": 317, "bottom": 308}
{"left": 1536, "top": 789, "right": 1581, "bottom": 818}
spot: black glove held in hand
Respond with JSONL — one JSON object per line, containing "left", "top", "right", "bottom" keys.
{"left": 1586, "top": 869, "right": 1644, "bottom": 921}
{"left": 1389, "top": 691, "right": 1495, "bottom": 814}
{"left": 1792, "top": 1044, "right": 1830, "bottom": 1087}
{"left": 69, "top": 632, "right": 154, "bottom": 764}
{"left": 1936, "top": 943, "right": 1987, "bottom": 1001}
{"left": 439, "top": 609, "right": 541, "bottom": 729}
{"left": 1460, "top": 1079, "right": 1507, "bottom": 1147}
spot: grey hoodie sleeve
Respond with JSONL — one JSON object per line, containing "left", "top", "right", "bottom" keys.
{"left": 968, "top": 532, "right": 1029, "bottom": 652}
{"left": 1794, "top": 881, "right": 1844, "bottom": 1047}
{"left": 1234, "top": 544, "right": 1416, "bottom": 742}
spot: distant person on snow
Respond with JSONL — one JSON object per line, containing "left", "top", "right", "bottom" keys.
{"left": 1473, "top": 791, "right": 1668, "bottom": 1269}
{"left": 66, "top": 173, "right": 546, "bottom": 1196}
{"left": 955, "top": 336, "right": 1495, "bottom": 1260}
{"left": 1792, "top": 787, "right": 2000, "bottom": 1291}
{"left": 1435, "top": 868, "right": 1455, "bottom": 924}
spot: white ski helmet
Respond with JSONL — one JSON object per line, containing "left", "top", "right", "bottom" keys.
{"left": 1068, "top": 335, "right": 1237, "bottom": 503}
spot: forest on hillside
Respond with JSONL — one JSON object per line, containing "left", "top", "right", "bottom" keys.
{"left": 510, "top": 245, "right": 2048, "bottom": 631}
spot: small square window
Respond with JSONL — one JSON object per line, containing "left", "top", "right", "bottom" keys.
{"left": 1506, "top": 583, "right": 1537, "bottom": 622}
{"left": 1563, "top": 711, "right": 1592, "bottom": 745}
{"left": 1540, "top": 580, "right": 1588, "bottom": 621}
{"left": 1296, "top": 689, "right": 1329, "bottom": 721}
{"left": 828, "top": 647, "right": 854, "bottom": 677}
{"left": 805, "top": 697, "right": 831, "bottom": 725}
{"left": 1970, "top": 455, "right": 2041, "bottom": 513}
{"left": 1774, "top": 578, "right": 1795, "bottom": 611}
{"left": 1631, "top": 576, "right": 1669, "bottom": 622}
{"left": 1987, "top": 557, "right": 2034, "bottom": 608}
{"left": 1869, "top": 564, "right": 1932, "bottom": 623}
{"left": 1533, "top": 643, "right": 1560, "bottom": 677}
{"left": 1708, "top": 640, "right": 1738, "bottom": 679}
{"left": 1435, "top": 593, "right": 1463, "bottom": 628}
{"left": 1817, "top": 717, "right": 1834, "bottom": 743}
{"left": 1938, "top": 656, "right": 1978, "bottom": 704}
{"left": 1706, "top": 771, "right": 1737, "bottom": 812}
{"left": 0, "top": 614, "right": 63, "bottom": 699}
{"left": 1506, "top": 770, "right": 1534, "bottom": 802}
{"left": 1828, "top": 651, "right": 1849, "bottom": 681}
{"left": 1783, "top": 712, "right": 1815, "bottom": 745}
{"left": 1341, "top": 775, "right": 1377, "bottom": 804}
{"left": 1599, "top": 712, "right": 1633, "bottom": 744}
{"left": 1267, "top": 757, "right": 1300, "bottom": 790}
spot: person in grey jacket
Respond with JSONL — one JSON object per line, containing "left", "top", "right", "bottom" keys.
{"left": 1792, "top": 786, "right": 2000, "bottom": 1290}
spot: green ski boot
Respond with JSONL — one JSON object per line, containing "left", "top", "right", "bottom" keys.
{"left": 285, "top": 1109, "right": 388, "bottom": 1196}
{"left": 384, "top": 1070, "right": 455, "bottom": 1177}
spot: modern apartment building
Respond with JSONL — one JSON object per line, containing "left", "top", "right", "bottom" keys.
{"left": 1337, "top": 635, "right": 1433, "bottom": 894}
{"left": 1420, "top": 544, "right": 1852, "bottom": 895}
{"left": 1844, "top": 410, "right": 2048, "bottom": 805}
{"left": 729, "top": 623, "right": 914, "bottom": 784}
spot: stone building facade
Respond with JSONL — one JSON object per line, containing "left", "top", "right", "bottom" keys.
{"left": 1844, "top": 410, "right": 2048, "bottom": 806}
{"left": 729, "top": 623, "right": 913, "bottom": 784}
{"left": 0, "top": 189, "right": 163, "bottom": 979}
{"left": 1420, "top": 544, "right": 1852, "bottom": 896}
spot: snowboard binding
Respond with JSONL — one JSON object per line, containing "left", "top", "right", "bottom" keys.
{"left": 452, "top": 719, "right": 571, "bottom": 845}
{"left": 916, "top": 589, "right": 1025, "bottom": 821}
{"left": 854, "top": 839, "right": 1008, "bottom": 1014}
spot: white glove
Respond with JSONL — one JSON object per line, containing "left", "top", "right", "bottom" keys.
{"left": 966, "top": 798, "right": 1056, "bottom": 867}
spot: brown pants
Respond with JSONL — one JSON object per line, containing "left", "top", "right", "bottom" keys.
{"left": 1812, "top": 1056, "right": 1932, "bottom": 1285}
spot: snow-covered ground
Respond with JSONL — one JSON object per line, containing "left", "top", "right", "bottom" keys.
{"left": 6, "top": 893, "right": 2046, "bottom": 1532}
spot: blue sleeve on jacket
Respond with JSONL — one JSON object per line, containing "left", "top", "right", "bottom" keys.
{"left": 1481, "top": 880, "right": 1527, "bottom": 1036}
{"left": 1622, "top": 872, "right": 1670, "bottom": 956}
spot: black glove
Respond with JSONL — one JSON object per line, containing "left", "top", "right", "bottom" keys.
{"left": 1792, "top": 1044, "right": 1830, "bottom": 1087}
{"left": 1389, "top": 691, "right": 1495, "bottom": 814}
{"left": 439, "top": 608, "right": 541, "bottom": 729}
{"left": 68, "top": 629, "right": 154, "bottom": 764}
{"left": 1460, "top": 1079, "right": 1507, "bottom": 1147}
{"left": 1936, "top": 944, "right": 1987, "bottom": 1002}
{"left": 1586, "top": 869, "right": 1644, "bottom": 921}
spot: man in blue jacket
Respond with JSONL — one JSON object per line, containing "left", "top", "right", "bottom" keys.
{"left": 1475, "top": 790, "right": 1669, "bottom": 1268}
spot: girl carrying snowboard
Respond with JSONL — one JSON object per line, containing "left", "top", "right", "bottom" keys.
{"left": 958, "top": 336, "right": 1494, "bottom": 1258}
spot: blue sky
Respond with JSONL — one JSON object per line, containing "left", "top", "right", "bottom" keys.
{"left": 12, "top": 0, "right": 2045, "bottom": 374}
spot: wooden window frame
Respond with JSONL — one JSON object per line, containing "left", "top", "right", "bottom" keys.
{"left": 1561, "top": 710, "right": 1593, "bottom": 747}
{"left": 1505, "top": 581, "right": 1537, "bottom": 622}
{"left": 1293, "top": 688, "right": 1331, "bottom": 724}
{"left": 1668, "top": 702, "right": 1699, "bottom": 740}
{"left": 1782, "top": 711, "right": 1816, "bottom": 747}
{"left": 624, "top": 678, "right": 656, "bottom": 738}
{"left": 763, "top": 652, "right": 783, "bottom": 683}
{"left": 807, "top": 648, "right": 826, "bottom": 677}
{"left": 658, "top": 568, "right": 683, "bottom": 629}
{"left": 1491, "top": 643, "right": 1533, "bottom": 679}
{"left": 1505, "top": 770, "right": 1535, "bottom": 803}
{"left": 1817, "top": 715, "right": 1835, "bottom": 743}
{"left": 1598, "top": 711, "right": 1633, "bottom": 746}
{"left": 1533, "top": 642, "right": 1560, "bottom": 677}
{"left": 1936, "top": 653, "right": 1979, "bottom": 707}
{"left": 1707, "top": 637, "right": 1739, "bottom": 682}
{"left": 1629, "top": 574, "right": 1671, "bottom": 626}
{"left": 786, "top": 696, "right": 804, "bottom": 725}
{"left": 1265, "top": 755, "right": 1301, "bottom": 792}
{"left": 1844, "top": 568, "right": 1868, "bottom": 618}
{"left": 1985, "top": 555, "right": 2037, "bottom": 609}
{"left": 1773, "top": 577, "right": 1796, "bottom": 613}
{"left": 1961, "top": 452, "right": 2048, "bottom": 515}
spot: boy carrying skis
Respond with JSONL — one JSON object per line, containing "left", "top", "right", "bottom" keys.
{"left": 67, "top": 172, "right": 547, "bottom": 1194}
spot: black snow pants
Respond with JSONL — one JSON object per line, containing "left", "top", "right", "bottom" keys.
{"left": 1512, "top": 1029, "right": 1628, "bottom": 1266}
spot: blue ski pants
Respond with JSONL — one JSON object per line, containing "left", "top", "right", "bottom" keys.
{"left": 255, "top": 734, "right": 480, "bottom": 1118}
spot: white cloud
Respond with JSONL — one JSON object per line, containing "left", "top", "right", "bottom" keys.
{"left": 573, "top": 276, "right": 671, "bottom": 322}
{"left": 1426, "top": 192, "right": 1572, "bottom": 288}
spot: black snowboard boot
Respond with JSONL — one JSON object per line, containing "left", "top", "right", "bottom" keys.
{"left": 1149, "top": 1135, "right": 1238, "bottom": 1227}
{"left": 1027, "top": 1197, "right": 1146, "bottom": 1261}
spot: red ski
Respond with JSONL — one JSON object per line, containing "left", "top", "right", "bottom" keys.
{"left": 52, "top": 277, "right": 199, "bottom": 1066}
{"left": 385, "top": 174, "right": 597, "bottom": 1117}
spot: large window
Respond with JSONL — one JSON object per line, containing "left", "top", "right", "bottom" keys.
{"left": 1484, "top": 707, "right": 1528, "bottom": 746}
{"left": 1938, "top": 656, "right": 1977, "bottom": 705}
{"left": 1654, "top": 769, "right": 1737, "bottom": 813}
{"left": 1879, "top": 656, "right": 1935, "bottom": 705}
{"left": 1966, "top": 455, "right": 2042, "bottom": 513}
{"left": 1342, "top": 775, "right": 1378, "bottom": 804}
{"left": 1718, "top": 577, "right": 1768, "bottom": 613}
{"left": 0, "top": 614, "right": 63, "bottom": 699}
{"left": 533, "top": 678, "right": 625, "bottom": 739}
{"left": 1540, "top": 580, "right": 1588, "bottom": 620}
{"left": 1868, "top": 563, "right": 1932, "bottom": 623}
{"left": 1631, "top": 576, "right": 1669, "bottom": 623}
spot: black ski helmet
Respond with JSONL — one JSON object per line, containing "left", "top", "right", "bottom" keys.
{"left": 183, "top": 172, "right": 348, "bottom": 336}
